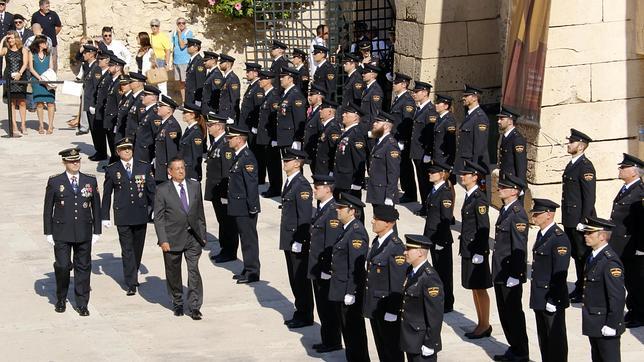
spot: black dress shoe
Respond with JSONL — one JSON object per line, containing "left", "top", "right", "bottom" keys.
{"left": 465, "top": 325, "right": 492, "bottom": 339}
{"left": 626, "top": 319, "right": 644, "bottom": 329}
{"left": 315, "top": 344, "right": 343, "bottom": 353}
{"left": 89, "top": 154, "right": 108, "bottom": 161}
{"left": 55, "top": 300, "right": 66, "bottom": 313}
{"left": 190, "top": 310, "right": 203, "bottom": 320}
{"left": 444, "top": 307, "right": 454, "bottom": 313}
{"left": 214, "top": 255, "right": 237, "bottom": 263}
{"left": 261, "top": 190, "right": 281, "bottom": 198}
{"left": 284, "top": 318, "right": 294, "bottom": 325}
{"left": 493, "top": 350, "right": 527, "bottom": 362}
{"left": 399, "top": 194, "right": 417, "bottom": 203}
{"left": 236, "top": 275, "right": 259, "bottom": 284}
{"left": 232, "top": 273, "right": 245, "bottom": 280}
{"left": 75, "top": 130, "right": 89, "bottom": 135}
{"left": 77, "top": 306, "right": 90, "bottom": 316}
{"left": 173, "top": 306, "right": 184, "bottom": 316}
{"left": 126, "top": 286, "right": 136, "bottom": 296}
{"left": 287, "top": 319, "right": 314, "bottom": 329}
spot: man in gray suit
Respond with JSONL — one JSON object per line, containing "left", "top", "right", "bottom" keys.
{"left": 154, "top": 157, "right": 207, "bottom": 320}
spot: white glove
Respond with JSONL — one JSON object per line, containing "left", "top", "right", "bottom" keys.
{"left": 434, "top": 244, "right": 444, "bottom": 251}
{"left": 251, "top": 127, "right": 258, "bottom": 134}
{"left": 506, "top": 277, "right": 520, "bottom": 288}
{"left": 397, "top": 142, "right": 404, "bottom": 150}
{"left": 384, "top": 198, "right": 394, "bottom": 206}
{"left": 151, "top": 158, "right": 156, "bottom": 166}
{"left": 89, "top": 106, "right": 95, "bottom": 115}
{"left": 367, "top": 131, "right": 373, "bottom": 138}
{"left": 545, "top": 302, "right": 557, "bottom": 313}
{"left": 519, "top": 190, "right": 525, "bottom": 196}
{"left": 195, "top": 101, "right": 202, "bottom": 107}
{"left": 576, "top": 223, "right": 585, "bottom": 232}
{"left": 384, "top": 312, "right": 398, "bottom": 322}
{"left": 423, "top": 155, "right": 431, "bottom": 163}
{"left": 636, "top": 250, "right": 644, "bottom": 256}
{"left": 320, "top": 272, "right": 332, "bottom": 280}
{"left": 291, "top": 241, "right": 303, "bottom": 253}
{"left": 601, "top": 325, "right": 617, "bottom": 337}
{"left": 291, "top": 141, "right": 302, "bottom": 150}
{"left": 421, "top": 345, "right": 435, "bottom": 357}
{"left": 102, "top": 220, "right": 111, "bottom": 228}
{"left": 46, "top": 235, "right": 54, "bottom": 246}
{"left": 220, "top": 198, "right": 228, "bottom": 205}
{"left": 472, "top": 254, "right": 484, "bottom": 264}
{"left": 344, "top": 294, "right": 355, "bottom": 305}
{"left": 329, "top": 172, "right": 333, "bottom": 177}
{"left": 350, "top": 184, "right": 362, "bottom": 191}
{"left": 91, "top": 234, "right": 100, "bottom": 245}
{"left": 271, "top": 140, "right": 278, "bottom": 147}
{"left": 226, "top": 117, "right": 235, "bottom": 124}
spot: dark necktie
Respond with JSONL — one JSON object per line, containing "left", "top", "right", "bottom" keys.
{"left": 71, "top": 176, "right": 79, "bottom": 194}
{"left": 392, "top": 95, "right": 398, "bottom": 105}
{"left": 408, "top": 269, "right": 414, "bottom": 280}
{"left": 179, "top": 183, "right": 189, "bottom": 213}
{"left": 283, "top": 179, "right": 289, "bottom": 192}
{"left": 0, "top": 14, "right": 3, "bottom": 25}
{"left": 536, "top": 231, "right": 543, "bottom": 244}
{"left": 587, "top": 253, "right": 595, "bottom": 265}
{"left": 619, "top": 185, "right": 627, "bottom": 196}
{"left": 126, "top": 163, "right": 132, "bottom": 179}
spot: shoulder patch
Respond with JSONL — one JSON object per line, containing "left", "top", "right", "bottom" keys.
{"left": 478, "top": 124, "right": 488, "bottom": 131}
{"left": 299, "top": 191, "right": 311, "bottom": 200}
{"left": 330, "top": 133, "right": 341, "bottom": 141}
{"left": 610, "top": 267, "right": 622, "bottom": 277}
{"left": 197, "top": 66, "right": 204, "bottom": 72}
{"left": 405, "top": 105, "right": 414, "bottom": 113}
{"left": 442, "top": 200, "right": 452, "bottom": 208}
{"left": 447, "top": 125, "right": 456, "bottom": 132}
{"left": 352, "top": 239, "right": 363, "bottom": 249}
{"left": 294, "top": 99, "right": 304, "bottom": 107}
{"left": 194, "top": 138, "right": 203, "bottom": 145}
{"left": 256, "top": 92, "right": 264, "bottom": 99}
{"left": 372, "top": 95, "right": 381, "bottom": 102}
{"left": 555, "top": 228, "right": 563, "bottom": 236}
{"left": 583, "top": 173, "right": 594, "bottom": 181}
{"left": 329, "top": 219, "right": 340, "bottom": 228}
{"left": 245, "top": 164, "right": 255, "bottom": 173}
{"left": 556, "top": 246, "right": 568, "bottom": 255}
{"left": 478, "top": 205, "right": 487, "bottom": 215}
{"left": 394, "top": 255, "right": 405, "bottom": 265}
{"left": 513, "top": 204, "right": 521, "bottom": 213}
{"left": 390, "top": 150, "right": 400, "bottom": 158}
{"left": 214, "top": 78, "right": 222, "bottom": 85}
{"left": 427, "top": 287, "right": 440, "bottom": 297}
{"left": 428, "top": 115, "right": 437, "bottom": 123}
{"left": 327, "top": 73, "right": 335, "bottom": 80}
{"left": 515, "top": 145, "right": 525, "bottom": 153}
{"left": 354, "top": 82, "right": 363, "bottom": 90}
{"left": 169, "top": 131, "right": 178, "bottom": 139}
{"left": 515, "top": 223, "right": 527, "bottom": 232}
{"left": 355, "top": 141, "right": 365, "bottom": 149}
{"left": 231, "top": 83, "right": 240, "bottom": 90}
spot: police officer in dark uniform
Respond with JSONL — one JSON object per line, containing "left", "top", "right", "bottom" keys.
{"left": 218, "top": 54, "right": 241, "bottom": 123}
{"left": 334, "top": 103, "right": 367, "bottom": 200}
{"left": 269, "top": 40, "right": 289, "bottom": 93}
{"left": 80, "top": 44, "right": 101, "bottom": 135}
{"left": 609, "top": 153, "right": 644, "bottom": 328}
{"left": 580, "top": 217, "right": 626, "bottom": 362}
{"left": 276, "top": 67, "right": 307, "bottom": 151}
{"left": 91, "top": 50, "right": 113, "bottom": 161}
{"left": 101, "top": 137, "right": 155, "bottom": 296}
{"left": 124, "top": 72, "right": 146, "bottom": 137}
{"left": 529, "top": 199, "right": 571, "bottom": 362}
{"left": 432, "top": 94, "right": 457, "bottom": 168}
{"left": 458, "top": 160, "right": 493, "bottom": 339}
{"left": 153, "top": 95, "right": 182, "bottom": 183}
{"left": 226, "top": 125, "right": 261, "bottom": 284}
{"left": 341, "top": 53, "right": 365, "bottom": 108}
{"left": 279, "top": 148, "right": 314, "bottom": 329}
{"left": 497, "top": 106, "right": 527, "bottom": 186}
{"left": 204, "top": 113, "right": 238, "bottom": 263}
{"left": 103, "top": 55, "right": 126, "bottom": 163}
{"left": 493, "top": 174, "right": 529, "bottom": 362}
{"left": 399, "top": 234, "right": 444, "bottom": 362}
{"left": 133, "top": 85, "right": 161, "bottom": 163}
{"left": 43, "top": 148, "right": 101, "bottom": 316}
{"left": 184, "top": 38, "right": 207, "bottom": 105}
{"left": 200, "top": 51, "right": 222, "bottom": 116}
{"left": 178, "top": 103, "right": 205, "bottom": 182}
{"left": 308, "top": 175, "right": 343, "bottom": 353}
{"left": 239, "top": 62, "right": 263, "bottom": 136}
{"left": 366, "top": 111, "right": 400, "bottom": 206}
{"left": 312, "top": 45, "right": 336, "bottom": 100}
{"left": 291, "top": 48, "right": 310, "bottom": 95}
{"left": 330, "top": 192, "right": 370, "bottom": 362}
{"left": 364, "top": 205, "right": 407, "bottom": 362}
{"left": 114, "top": 75, "right": 133, "bottom": 140}
{"left": 562, "top": 128, "right": 596, "bottom": 303}
{"left": 315, "top": 100, "right": 342, "bottom": 176}
{"left": 454, "top": 84, "right": 490, "bottom": 175}
{"left": 256, "top": 70, "right": 282, "bottom": 193}
{"left": 424, "top": 161, "right": 455, "bottom": 313}
{"left": 390, "top": 73, "right": 417, "bottom": 203}
{"left": 360, "top": 63, "right": 383, "bottom": 132}
{"left": 303, "top": 84, "right": 325, "bottom": 174}
{"left": 410, "top": 81, "right": 438, "bottom": 216}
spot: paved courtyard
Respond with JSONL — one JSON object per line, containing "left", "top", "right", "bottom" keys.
{"left": 0, "top": 94, "right": 642, "bottom": 361}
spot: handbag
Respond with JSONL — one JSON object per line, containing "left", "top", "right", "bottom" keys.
{"left": 146, "top": 67, "right": 168, "bottom": 85}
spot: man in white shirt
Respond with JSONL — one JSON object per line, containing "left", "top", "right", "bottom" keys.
{"left": 98, "top": 26, "right": 131, "bottom": 67}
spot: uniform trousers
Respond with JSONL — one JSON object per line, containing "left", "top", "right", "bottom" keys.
{"left": 265, "top": 145, "right": 283, "bottom": 192}
{"left": 494, "top": 284, "right": 529, "bottom": 358}
{"left": 105, "top": 128, "right": 117, "bottom": 162}
{"left": 406, "top": 353, "right": 437, "bottom": 362}
{"left": 53, "top": 240, "right": 92, "bottom": 307}
{"left": 369, "top": 311, "right": 403, "bottom": 362}
{"left": 90, "top": 114, "right": 108, "bottom": 157}
{"left": 116, "top": 224, "right": 147, "bottom": 288}
{"left": 564, "top": 227, "right": 590, "bottom": 292}
{"left": 162, "top": 236, "right": 203, "bottom": 311}
{"left": 235, "top": 213, "right": 260, "bottom": 278}
{"left": 284, "top": 250, "right": 314, "bottom": 322}
{"left": 624, "top": 256, "right": 644, "bottom": 321}
{"left": 534, "top": 309, "right": 568, "bottom": 362}
{"left": 211, "top": 197, "right": 239, "bottom": 258}
{"left": 335, "top": 300, "right": 370, "bottom": 362}
{"left": 429, "top": 244, "right": 454, "bottom": 310}
{"left": 413, "top": 159, "right": 430, "bottom": 205}
{"left": 589, "top": 337, "right": 620, "bottom": 362}
{"left": 399, "top": 149, "right": 416, "bottom": 200}
{"left": 251, "top": 143, "right": 267, "bottom": 185}
{"left": 312, "top": 278, "right": 342, "bottom": 347}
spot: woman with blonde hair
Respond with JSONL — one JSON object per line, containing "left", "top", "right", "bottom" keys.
{"left": 1, "top": 30, "right": 29, "bottom": 136}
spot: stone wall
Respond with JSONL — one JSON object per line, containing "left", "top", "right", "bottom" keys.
{"left": 533, "top": 0, "right": 644, "bottom": 218}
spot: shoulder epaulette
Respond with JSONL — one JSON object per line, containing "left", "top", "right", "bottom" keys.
{"left": 107, "top": 162, "right": 117, "bottom": 167}
{"left": 555, "top": 227, "right": 563, "bottom": 236}
{"left": 603, "top": 248, "right": 614, "bottom": 259}
{"left": 138, "top": 159, "right": 149, "bottom": 164}
{"left": 84, "top": 173, "right": 96, "bottom": 178}
{"left": 512, "top": 204, "right": 521, "bottom": 213}
{"left": 49, "top": 173, "right": 60, "bottom": 179}
{"left": 391, "top": 235, "right": 402, "bottom": 244}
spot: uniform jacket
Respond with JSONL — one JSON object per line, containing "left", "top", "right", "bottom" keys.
{"left": 185, "top": 54, "right": 206, "bottom": 104}
{"left": 334, "top": 124, "right": 367, "bottom": 189}
{"left": 363, "top": 232, "right": 407, "bottom": 318}
{"left": 498, "top": 127, "right": 527, "bottom": 183}
{"left": 561, "top": 154, "right": 596, "bottom": 227}
{"left": 201, "top": 67, "right": 224, "bottom": 116}
{"left": 101, "top": 160, "right": 155, "bottom": 225}
{"left": 115, "top": 91, "right": 133, "bottom": 139}
{"left": 153, "top": 179, "right": 207, "bottom": 252}
{"left": 454, "top": 106, "right": 490, "bottom": 173}
{"left": 269, "top": 56, "right": 289, "bottom": 92}
{"left": 308, "top": 199, "right": 343, "bottom": 279}
{"left": 276, "top": 85, "right": 307, "bottom": 146}
{"left": 179, "top": 124, "right": 205, "bottom": 181}
{"left": 432, "top": 111, "right": 457, "bottom": 166}
{"left": 227, "top": 146, "right": 261, "bottom": 216}
{"left": 529, "top": 225, "right": 571, "bottom": 310}
{"left": 409, "top": 102, "right": 437, "bottom": 160}
{"left": 239, "top": 79, "right": 264, "bottom": 130}
{"left": 313, "top": 60, "right": 336, "bottom": 100}
{"left": 43, "top": 172, "right": 101, "bottom": 242}
{"left": 582, "top": 245, "right": 626, "bottom": 337}
{"left": 390, "top": 91, "right": 415, "bottom": 143}
{"left": 360, "top": 81, "right": 383, "bottom": 128}
{"left": 609, "top": 180, "right": 644, "bottom": 257}
{"left": 153, "top": 117, "right": 182, "bottom": 182}
{"left": 295, "top": 64, "right": 310, "bottom": 96}
{"left": 314, "top": 118, "right": 342, "bottom": 175}
{"left": 424, "top": 182, "right": 455, "bottom": 246}
{"left": 125, "top": 90, "right": 144, "bottom": 137}
{"left": 329, "top": 219, "right": 369, "bottom": 301}
{"left": 366, "top": 134, "right": 401, "bottom": 204}
{"left": 133, "top": 105, "right": 160, "bottom": 163}
{"left": 204, "top": 133, "right": 234, "bottom": 201}
{"left": 342, "top": 70, "right": 364, "bottom": 107}
{"left": 303, "top": 105, "right": 321, "bottom": 162}
{"left": 256, "top": 87, "right": 280, "bottom": 145}
{"left": 279, "top": 172, "right": 313, "bottom": 250}
{"left": 94, "top": 70, "right": 112, "bottom": 121}
{"left": 82, "top": 61, "right": 101, "bottom": 110}
{"left": 493, "top": 201, "right": 529, "bottom": 283}
{"left": 103, "top": 75, "right": 122, "bottom": 131}
{"left": 459, "top": 187, "right": 490, "bottom": 258}
{"left": 399, "top": 261, "right": 444, "bottom": 354}
{"left": 219, "top": 71, "right": 241, "bottom": 121}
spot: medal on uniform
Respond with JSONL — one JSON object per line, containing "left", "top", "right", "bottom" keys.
{"left": 60, "top": 201, "right": 64, "bottom": 206}
{"left": 138, "top": 192, "right": 143, "bottom": 198}
{"left": 83, "top": 202, "right": 88, "bottom": 208}
{"left": 59, "top": 185, "right": 65, "bottom": 192}
{"left": 116, "top": 171, "right": 121, "bottom": 180}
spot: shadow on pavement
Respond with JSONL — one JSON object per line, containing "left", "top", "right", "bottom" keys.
{"left": 442, "top": 309, "right": 509, "bottom": 360}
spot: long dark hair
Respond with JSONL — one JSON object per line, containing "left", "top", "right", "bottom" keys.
{"left": 29, "top": 35, "right": 49, "bottom": 55}
{"left": 138, "top": 32, "right": 151, "bottom": 49}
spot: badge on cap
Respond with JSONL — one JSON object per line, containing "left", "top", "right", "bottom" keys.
{"left": 427, "top": 287, "right": 440, "bottom": 297}
{"left": 352, "top": 239, "right": 363, "bottom": 249}
{"left": 394, "top": 255, "right": 405, "bottom": 265}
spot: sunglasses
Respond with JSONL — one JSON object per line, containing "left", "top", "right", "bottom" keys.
{"left": 150, "top": 24, "right": 159, "bottom": 28}
{"left": 15, "top": 21, "right": 24, "bottom": 24}
{"left": 103, "top": 34, "right": 112, "bottom": 38}
{"left": 177, "top": 22, "right": 186, "bottom": 25}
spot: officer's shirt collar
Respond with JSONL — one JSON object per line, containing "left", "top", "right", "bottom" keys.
{"left": 249, "top": 78, "right": 259, "bottom": 86}
{"left": 377, "top": 132, "right": 390, "bottom": 145}
{"left": 503, "top": 126, "right": 515, "bottom": 138}
{"left": 234, "top": 143, "right": 248, "bottom": 156}
{"left": 286, "top": 171, "right": 300, "bottom": 185}
{"left": 465, "top": 184, "right": 479, "bottom": 198}
{"left": 343, "top": 218, "right": 356, "bottom": 229}
{"left": 190, "top": 53, "right": 198, "bottom": 62}
{"left": 343, "top": 123, "right": 359, "bottom": 132}
{"left": 317, "top": 59, "right": 327, "bottom": 67}
{"left": 172, "top": 180, "right": 190, "bottom": 207}
{"left": 366, "top": 79, "right": 376, "bottom": 88}
{"left": 222, "top": 69, "right": 233, "bottom": 78}
{"left": 283, "top": 84, "right": 295, "bottom": 95}
{"left": 439, "top": 110, "right": 449, "bottom": 117}
{"left": 502, "top": 199, "right": 518, "bottom": 213}
{"left": 592, "top": 243, "right": 609, "bottom": 258}
{"left": 132, "top": 89, "right": 143, "bottom": 97}
{"left": 66, "top": 171, "right": 80, "bottom": 182}
{"left": 467, "top": 104, "right": 480, "bottom": 115}
{"left": 319, "top": 197, "right": 333, "bottom": 210}
{"left": 311, "top": 104, "right": 320, "bottom": 113}
{"left": 121, "top": 159, "right": 133, "bottom": 170}
{"left": 145, "top": 103, "right": 155, "bottom": 111}
{"left": 570, "top": 153, "right": 584, "bottom": 165}
{"left": 322, "top": 117, "right": 334, "bottom": 127}
{"left": 264, "top": 86, "right": 274, "bottom": 95}
{"left": 87, "top": 60, "right": 96, "bottom": 67}
{"left": 185, "top": 122, "right": 196, "bottom": 131}
{"left": 412, "top": 262, "right": 424, "bottom": 275}
{"left": 375, "top": 229, "right": 394, "bottom": 249}
{"left": 101, "top": 68, "right": 109, "bottom": 74}
{"left": 417, "top": 99, "right": 431, "bottom": 110}
{"left": 348, "top": 69, "right": 357, "bottom": 77}
{"left": 213, "top": 132, "right": 225, "bottom": 144}
{"left": 623, "top": 178, "right": 639, "bottom": 190}
{"left": 295, "top": 64, "right": 303, "bottom": 71}
{"left": 125, "top": 90, "right": 132, "bottom": 97}
{"left": 433, "top": 180, "right": 445, "bottom": 192}
{"left": 540, "top": 221, "right": 556, "bottom": 236}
